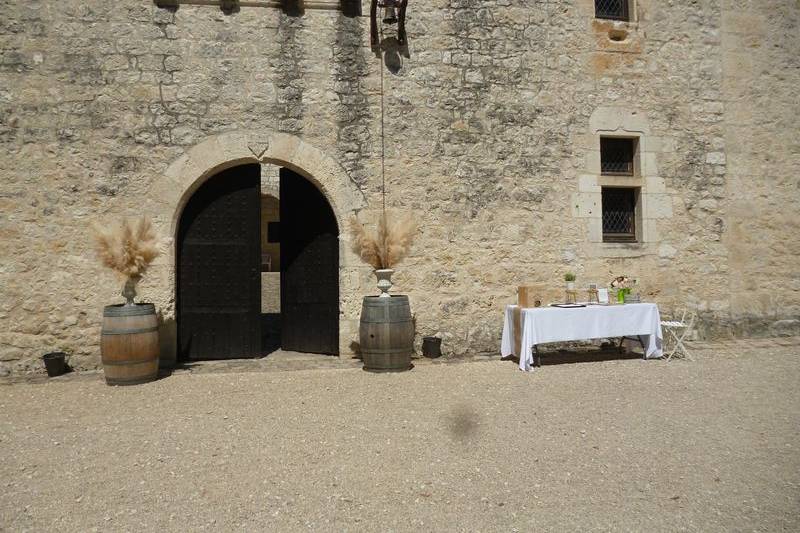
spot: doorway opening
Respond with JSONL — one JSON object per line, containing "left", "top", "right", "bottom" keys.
{"left": 177, "top": 163, "right": 340, "bottom": 361}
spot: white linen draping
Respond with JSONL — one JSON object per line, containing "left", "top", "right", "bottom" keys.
{"left": 501, "top": 303, "right": 663, "bottom": 372}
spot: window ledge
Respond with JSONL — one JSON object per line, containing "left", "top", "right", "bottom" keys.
{"left": 599, "top": 175, "right": 642, "bottom": 187}
{"left": 587, "top": 241, "right": 654, "bottom": 259}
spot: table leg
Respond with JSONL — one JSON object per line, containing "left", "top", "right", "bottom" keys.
{"left": 533, "top": 345, "right": 541, "bottom": 368}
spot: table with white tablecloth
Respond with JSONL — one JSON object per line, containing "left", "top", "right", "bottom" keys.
{"left": 501, "top": 303, "right": 663, "bottom": 372}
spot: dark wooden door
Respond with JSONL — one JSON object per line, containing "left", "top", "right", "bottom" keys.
{"left": 178, "top": 164, "right": 261, "bottom": 360}
{"left": 280, "top": 168, "right": 339, "bottom": 354}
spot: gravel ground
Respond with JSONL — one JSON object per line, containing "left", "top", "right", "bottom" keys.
{"left": 1, "top": 339, "right": 799, "bottom": 532}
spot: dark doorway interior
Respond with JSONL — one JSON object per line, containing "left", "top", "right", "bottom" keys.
{"left": 177, "top": 164, "right": 262, "bottom": 360}
{"left": 279, "top": 168, "right": 340, "bottom": 355}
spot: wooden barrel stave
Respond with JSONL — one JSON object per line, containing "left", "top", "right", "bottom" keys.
{"left": 101, "top": 303, "right": 160, "bottom": 386}
{"left": 359, "top": 296, "right": 414, "bottom": 372}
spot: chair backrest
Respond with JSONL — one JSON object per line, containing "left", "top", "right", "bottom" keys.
{"left": 666, "top": 308, "right": 697, "bottom": 330}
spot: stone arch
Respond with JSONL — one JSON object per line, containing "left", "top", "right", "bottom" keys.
{"left": 158, "top": 131, "right": 365, "bottom": 239}
{"left": 150, "top": 131, "right": 367, "bottom": 362}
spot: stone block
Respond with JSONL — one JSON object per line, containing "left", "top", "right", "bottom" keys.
{"left": 641, "top": 152, "right": 659, "bottom": 177}
{"left": 584, "top": 150, "right": 601, "bottom": 174}
{"left": 578, "top": 174, "right": 600, "bottom": 193}
{"left": 642, "top": 219, "right": 660, "bottom": 243}
{"left": 642, "top": 193, "right": 673, "bottom": 219}
{"left": 571, "top": 192, "right": 601, "bottom": 219}
{"left": 645, "top": 177, "right": 666, "bottom": 194}
{"left": 590, "top": 107, "right": 651, "bottom": 135}
{"left": 722, "top": 12, "right": 765, "bottom": 35}
{"left": 587, "top": 218, "right": 603, "bottom": 243}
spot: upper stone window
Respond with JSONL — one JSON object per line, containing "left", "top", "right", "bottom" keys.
{"left": 595, "top": 0, "right": 631, "bottom": 21}
{"left": 600, "top": 137, "right": 637, "bottom": 176}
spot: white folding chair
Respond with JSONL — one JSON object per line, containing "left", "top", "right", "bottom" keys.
{"left": 661, "top": 309, "right": 696, "bottom": 361}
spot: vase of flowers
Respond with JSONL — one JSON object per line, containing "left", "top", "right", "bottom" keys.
{"left": 610, "top": 276, "right": 634, "bottom": 303}
{"left": 564, "top": 272, "right": 576, "bottom": 291}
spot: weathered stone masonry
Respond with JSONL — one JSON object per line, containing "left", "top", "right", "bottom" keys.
{"left": 0, "top": 0, "right": 798, "bottom": 374}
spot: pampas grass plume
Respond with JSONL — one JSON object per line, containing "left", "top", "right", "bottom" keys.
{"left": 349, "top": 211, "right": 417, "bottom": 270}
{"left": 349, "top": 217, "right": 382, "bottom": 270}
{"left": 92, "top": 217, "right": 161, "bottom": 280}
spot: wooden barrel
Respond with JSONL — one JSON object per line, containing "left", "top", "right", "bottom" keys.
{"left": 359, "top": 296, "right": 414, "bottom": 373}
{"left": 101, "top": 303, "right": 160, "bottom": 386}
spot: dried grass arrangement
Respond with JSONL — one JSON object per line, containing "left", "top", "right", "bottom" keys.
{"left": 92, "top": 217, "right": 162, "bottom": 305}
{"left": 349, "top": 211, "right": 417, "bottom": 270}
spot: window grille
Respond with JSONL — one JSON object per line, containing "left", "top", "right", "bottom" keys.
{"left": 600, "top": 137, "right": 635, "bottom": 176}
{"left": 602, "top": 187, "right": 637, "bottom": 242}
{"left": 595, "top": 0, "right": 630, "bottom": 21}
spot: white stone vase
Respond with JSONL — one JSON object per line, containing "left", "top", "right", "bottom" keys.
{"left": 566, "top": 281, "right": 575, "bottom": 291}
{"left": 122, "top": 276, "right": 140, "bottom": 306}
{"left": 375, "top": 269, "right": 394, "bottom": 297}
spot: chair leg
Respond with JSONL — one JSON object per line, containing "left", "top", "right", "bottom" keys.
{"left": 665, "top": 329, "right": 679, "bottom": 361}
{"left": 675, "top": 329, "right": 693, "bottom": 361}
{"left": 679, "top": 342, "right": 692, "bottom": 360}
{"left": 665, "top": 327, "right": 693, "bottom": 361}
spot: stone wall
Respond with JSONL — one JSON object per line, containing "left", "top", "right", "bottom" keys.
{"left": 260, "top": 187, "right": 280, "bottom": 272}
{"left": 0, "top": 0, "right": 797, "bottom": 374}
{"left": 720, "top": 4, "right": 800, "bottom": 337}
{"left": 261, "top": 272, "right": 280, "bottom": 314}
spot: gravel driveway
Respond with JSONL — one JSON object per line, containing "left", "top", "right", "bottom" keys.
{"left": 2, "top": 339, "right": 799, "bottom": 532}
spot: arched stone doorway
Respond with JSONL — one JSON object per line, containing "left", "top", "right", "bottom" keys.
{"left": 151, "top": 131, "right": 367, "bottom": 363}
{"left": 176, "top": 163, "right": 340, "bottom": 359}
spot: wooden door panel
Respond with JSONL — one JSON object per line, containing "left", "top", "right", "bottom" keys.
{"left": 178, "top": 164, "right": 261, "bottom": 360}
{"left": 279, "top": 168, "right": 339, "bottom": 355}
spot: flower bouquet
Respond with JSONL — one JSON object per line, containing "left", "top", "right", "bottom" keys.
{"left": 610, "top": 276, "right": 637, "bottom": 303}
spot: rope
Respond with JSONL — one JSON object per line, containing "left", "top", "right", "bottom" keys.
{"left": 379, "top": 16, "right": 387, "bottom": 214}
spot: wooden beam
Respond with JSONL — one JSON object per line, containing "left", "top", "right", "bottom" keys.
{"left": 154, "top": 0, "right": 359, "bottom": 11}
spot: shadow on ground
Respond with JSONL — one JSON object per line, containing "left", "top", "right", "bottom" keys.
{"left": 502, "top": 344, "right": 644, "bottom": 367}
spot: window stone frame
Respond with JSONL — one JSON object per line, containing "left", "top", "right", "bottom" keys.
{"left": 572, "top": 107, "right": 674, "bottom": 258}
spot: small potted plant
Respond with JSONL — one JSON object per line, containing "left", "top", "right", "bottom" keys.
{"left": 564, "top": 272, "right": 576, "bottom": 291}
{"left": 92, "top": 217, "right": 162, "bottom": 385}
{"left": 349, "top": 210, "right": 418, "bottom": 372}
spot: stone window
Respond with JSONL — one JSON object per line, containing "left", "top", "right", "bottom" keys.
{"left": 602, "top": 187, "right": 639, "bottom": 242}
{"left": 600, "top": 137, "right": 637, "bottom": 176}
{"left": 595, "top": 0, "right": 631, "bottom": 21}
{"left": 574, "top": 107, "right": 673, "bottom": 252}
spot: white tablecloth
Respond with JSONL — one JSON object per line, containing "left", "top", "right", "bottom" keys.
{"left": 501, "top": 303, "right": 663, "bottom": 372}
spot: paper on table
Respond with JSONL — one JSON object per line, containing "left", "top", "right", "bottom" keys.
{"left": 598, "top": 288, "right": 609, "bottom": 304}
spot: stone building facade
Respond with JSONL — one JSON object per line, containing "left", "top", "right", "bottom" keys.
{"left": 1, "top": 0, "right": 798, "bottom": 374}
